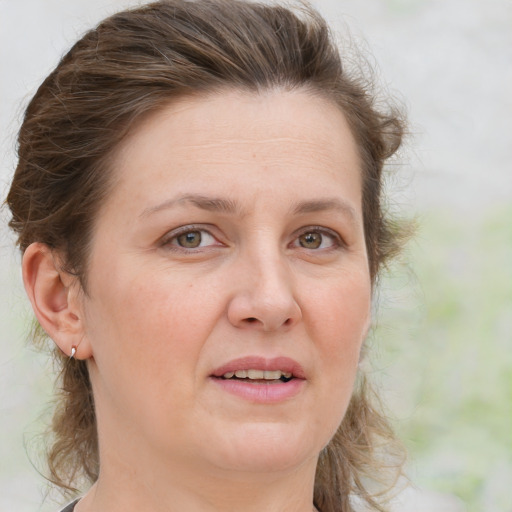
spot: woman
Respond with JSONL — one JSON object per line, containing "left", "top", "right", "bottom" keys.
{"left": 6, "top": 1, "right": 407, "bottom": 511}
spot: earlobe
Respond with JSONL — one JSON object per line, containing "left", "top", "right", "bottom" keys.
{"left": 22, "top": 242, "right": 92, "bottom": 359}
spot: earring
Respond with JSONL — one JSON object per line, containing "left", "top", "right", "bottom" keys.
{"left": 70, "top": 346, "right": 77, "bottom": 359}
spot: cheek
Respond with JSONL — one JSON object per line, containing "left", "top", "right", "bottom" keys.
{"left": 306, "top": 270, "right": 370, "bottom": 420}
{"left": 90, "top": 259, "right": 210, "bottom": 338}
{"left": 83, "top": 266, "right": 221, "bottom": 407}
{"left": 308, "top": 268, "right": 371, "bottom": 349}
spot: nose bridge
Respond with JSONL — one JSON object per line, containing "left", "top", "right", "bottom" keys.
{"left": 252, "top": 247, "right": 292, "bottom": 305}
{"left": 227, "top": 234, "right": 301, "bottom": 331}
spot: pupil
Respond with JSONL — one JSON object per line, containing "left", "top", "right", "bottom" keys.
{"left": 300, "top": 232, "right": 321, "bottom": 249}
{"left": 178, "top": 231, "right": 201, "bottom": 248}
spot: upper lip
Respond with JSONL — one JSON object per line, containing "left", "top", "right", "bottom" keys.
{"left": 211, "top": 356, "right": 306, "bottom": 379}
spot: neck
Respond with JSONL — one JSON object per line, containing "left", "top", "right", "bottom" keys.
{"left": 76, "top": 438, "right": 319, "bottom": 512}
{"left": 78, "top": 465, "right": 318, "bottom": 512}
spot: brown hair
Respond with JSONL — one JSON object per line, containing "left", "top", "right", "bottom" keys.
{"left": 6, "top": 1, "right": 406, "bottom": 510}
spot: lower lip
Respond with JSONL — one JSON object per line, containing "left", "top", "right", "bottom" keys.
{"left": 211, "top": 377, "right": 305, "bottom": 403}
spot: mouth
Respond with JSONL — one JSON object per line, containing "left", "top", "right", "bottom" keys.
{"left": 211, "top": 356, "right": 305, "bottom": 381}
{"left": 219, "top": 369, "right": 293, "bottom": 383}
{"left": 210, "top": 356, "right": 306, "bottom": 402}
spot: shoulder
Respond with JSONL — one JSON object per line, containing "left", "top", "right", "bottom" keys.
{"left": 59, "top": 499, "right": 80, "bottom": 512}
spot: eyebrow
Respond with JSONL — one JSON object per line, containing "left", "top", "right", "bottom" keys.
{"left": 140, "top": 193, "right": 358, "bottom": 224}
{"left": 291, "top": 198, "right": 358, "bottom": 224}
{"left": 140, "top": 194, "right": 242, "bottom": 218}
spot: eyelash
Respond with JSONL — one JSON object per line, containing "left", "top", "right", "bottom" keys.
{"left": 159, "top": 225, "right": 344, "bottom": 253}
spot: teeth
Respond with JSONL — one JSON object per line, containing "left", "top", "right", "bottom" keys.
{"left": 222, "top": 370, "right": 293, "bottom": 380}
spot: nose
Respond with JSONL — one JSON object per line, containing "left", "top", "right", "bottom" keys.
{"left": 227, "top": 252, "right": 302, "bottom": 332}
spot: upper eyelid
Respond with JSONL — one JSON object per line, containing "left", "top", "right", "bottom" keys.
{"left": 295, "top": 225, "right": 339, "bottom": 236}
{"left": 164, "top": 223, "right": 215, "bottom": 235}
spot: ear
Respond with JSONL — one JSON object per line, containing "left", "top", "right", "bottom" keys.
{"left": 22, "top": 242, "right": 93, "bottom": 360}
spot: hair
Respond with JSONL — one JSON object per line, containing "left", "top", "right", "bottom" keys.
{"left": 6, "top": 1, "right": 407, "bottom": 510}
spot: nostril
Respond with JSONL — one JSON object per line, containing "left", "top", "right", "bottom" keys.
{"left": 246, "top": 317, "right": 258, "bottom": 323}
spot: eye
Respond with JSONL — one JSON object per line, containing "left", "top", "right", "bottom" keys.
{"left": 176, "top": 230, "right": 204, "bottom": 248}
{"left": 293, "top": 228, "right": 340, "bottom": 250}
{"left": 298, "top": 232, "right": 323, "bottom": 249}
{"left": 162, "top": 227, "right": 220, "bottom": 250}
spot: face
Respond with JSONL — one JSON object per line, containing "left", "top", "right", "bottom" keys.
{"left": 78, "top": 89, "right": 371, "bottom": 480}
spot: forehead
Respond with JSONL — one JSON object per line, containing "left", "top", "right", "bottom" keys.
{"left": 105, "top": 88, "right": 362, "bottom": 214}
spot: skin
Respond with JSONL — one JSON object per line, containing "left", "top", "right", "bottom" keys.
{"left": 23, "top": 89, "right": 371, "bottom": 512}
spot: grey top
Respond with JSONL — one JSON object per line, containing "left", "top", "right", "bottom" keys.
{"left": 59, "top": 499, "right": 79, "bottom": 512}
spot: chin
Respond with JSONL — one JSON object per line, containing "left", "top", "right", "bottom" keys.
{"left": 206, "top": 421, "right": 324, "bottom": 475}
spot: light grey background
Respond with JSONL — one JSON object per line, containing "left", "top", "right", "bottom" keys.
{"left": 1, "top": 1, "right": 511, "bottom": 511}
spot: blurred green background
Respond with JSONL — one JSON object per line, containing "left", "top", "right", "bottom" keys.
{"left": 1, "top": 0, "right": 510, "bottom": 511}
{"left": 373, "top": 204, "right": 512, "bottom": 511}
